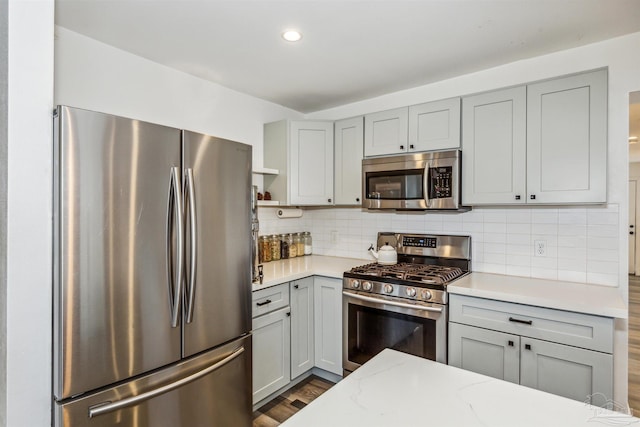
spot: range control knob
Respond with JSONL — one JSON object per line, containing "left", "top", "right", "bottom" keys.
{"left": 351, "top": 280, "right": 360, "bottom": 289}
{"left": 421, "top": 290, "right": 432, "bottom": 300}
{"left": 406, "top": 287, "right": 417, "bottom": 298}
{"left": 362, "top": 281, "right": 373, "bottom": 291}
{"left": 383, "top": 284, "right": 394, "bottom": 294}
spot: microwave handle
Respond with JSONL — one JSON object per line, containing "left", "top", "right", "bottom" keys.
{"left": 423, "top": 162, "right": 431, "bottom": 208}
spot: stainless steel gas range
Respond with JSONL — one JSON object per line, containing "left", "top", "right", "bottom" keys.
{"left": 342, "top": 232, "right": 471, "bottom": 375}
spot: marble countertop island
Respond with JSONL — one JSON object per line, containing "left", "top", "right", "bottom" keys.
{"left": 281, "top": 349, "right": 638, "bottom": 427}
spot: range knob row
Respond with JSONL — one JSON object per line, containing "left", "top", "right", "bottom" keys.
{"left": 349, "top": 279, "right": 433, "bottom": 301}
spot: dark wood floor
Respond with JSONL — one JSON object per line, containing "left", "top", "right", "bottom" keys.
{"left": 253, "top": 376, "right": 334, "bottom": 427}
{"left": 629, "top": 275, "right": 640, "bottom": 413}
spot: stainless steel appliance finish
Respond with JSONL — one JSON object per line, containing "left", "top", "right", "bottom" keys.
{"left": 53, "top": 106, "right": 252, "bottom": 426}
{"left": 251, "top": 185, "right": 260, "bottom": 283}
{"left": 342, "top": 232, "right": 471, "bottom": 374}
{"left": 362, "top": 150, "right": 466, "bottom": 211}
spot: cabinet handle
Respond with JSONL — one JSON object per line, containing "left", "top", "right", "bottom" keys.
{"left": 256, "top": 299, "right": 272, "bottom": 307}
{"left": 328, "top": 198, "right": 332, "bottom": 203}
{"left": 400, "top": 145, "right": 405, "bottom": 150}
{"left": 356, "top": 198, "right": 360, "bottom": 202}
{"left": 508, "top": 340, "right": 514, "bottom": 347}
{"left": 409, "top": 144, "right": 414, "bottom": 149}
{"left": 530, "top": 195, "right": 536, "bottom": 200}
{"left": 515, "top": 195, "right": 521, "bottom": 200}
{"left": 525, "top": 344, "right": 532, "bottom": 350}
{"left": 508, "top": 317, "right": 532, "bottom": 325}
{"left": 294, "top": 284, "right": 299, "bottom": 289}
{"left": 286, "top": 312, "right": 291, "bottom": 317}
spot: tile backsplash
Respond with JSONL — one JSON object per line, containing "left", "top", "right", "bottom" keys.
{"left": 258, "top": 204, "right": 620, "bottom": 286}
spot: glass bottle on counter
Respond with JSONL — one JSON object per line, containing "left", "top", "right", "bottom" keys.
{"left": 259, "top": 235, "right": 271, "bottom": 263}
{"left": 303, "top": 231, "right": 312, "bottom": 255}
{"left": 294, "top": 233, "right": 304, "bottom": 257}
{"left": 279, "top": 233, "right": 289, "bottom": 259}
{"left": 270, "top": 234, "right": 281, "bottom": 261}
{"left": 288, "top": 233, "right": 298, "bottom": 258}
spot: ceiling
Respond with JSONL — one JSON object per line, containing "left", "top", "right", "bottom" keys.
{"left": 55, "top": 0, "right": 640, "bottom": 113}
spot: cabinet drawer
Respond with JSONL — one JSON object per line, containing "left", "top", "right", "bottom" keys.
{"left": 252, "top": 283, "right": 290, "bottom": 318}
{"left": 449, "top": 294, "right": 613, "bottom": 353}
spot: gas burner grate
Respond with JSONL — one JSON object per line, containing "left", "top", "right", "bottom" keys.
{"left": 349, "top": 263, "right": 465, "bottom": 284}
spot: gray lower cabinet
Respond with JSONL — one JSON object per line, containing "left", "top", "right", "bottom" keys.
{"left": 314, "top": 277, "right": 343, "bottom": 375}
{"left": 252, "top": 305, "right": 291, "bottom": 404}
{"left": 448, "top": 294, "right": 613, "bottom": 405}
{"left": 290, "top": 278, "right": 314, "bottom": 379}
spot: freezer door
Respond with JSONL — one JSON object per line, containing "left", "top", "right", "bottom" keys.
{"left": 182, "top": 131, "right": 252, "bottom": 357}
{"left": 54, "top": 106, "right": 182, "bottom": 400}
{"left": 55, "top": 335, "right": 252, "bottom": 427}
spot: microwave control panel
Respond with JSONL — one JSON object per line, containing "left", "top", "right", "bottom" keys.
{"left": 429, "top": 166, "right": 452, "bottom": 199}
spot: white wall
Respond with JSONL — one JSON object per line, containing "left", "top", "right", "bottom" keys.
{"left": 54, "top": 26, "right": 304, "bottom": 170}
{"left": 6, "top": 0, "right": 54, "bottom": 426}
{"left": 305, "top": 31, "right": 640, "bottom": 406}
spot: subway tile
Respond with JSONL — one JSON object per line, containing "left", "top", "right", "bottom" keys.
{"left": 558, "top": 210, "right": 587, "bottom": 225}
{"left": 484, "top": 252, "right": 506, "bottom": 264}
{"left": 587, "top": 211, "right": 619, "bottom": 226}
{"left": 484, "top": 243, "right": 506, "bottom": 254}
{"left": 557, "top": 270, "right": 588, "bottom": 283}
{"left": 531, "top": 209, "right": 558, "bottom": 224}
{"left": 484, "top": 233, "right": 506, "bottom": 244}
{"left": 506, "top": 244, "right": 530, "bottom": 256}
{"left": 506, "top": 265, "right": 531, "bottom": 277}
{"left": 586, "top": 260, "right": 618, "bottom": 275}
{"left": 476, "top": 262, "right": 507, "bottom": 275}
{"left": 557, "top": 235, "right": 587, "bottom": 248}
{"left": 558, "top": 224, "right": 587, "bottom": 237}
{"left": 587, "top": 224, "right": 618, "bottom": 238}
{"left": 586, "top": 272, "right": 618, "bottom": 286}
{"left": 557, "top": 246, "right": 587, "bottom": 260}
{"left": 531, "top": 257, "right": 557, "bottom": 270}
{"left": 507, "top": 233, "right": 531, "bottom": 245}
{"left": 462, "top": 210, "right": 484, "bottom": 223}
{"left": 587, "top": 236, "right": 619, "bottom": 250}
{"left": 483, "top": 209, "right": 507, "bottom": 223}
{"left": 587, "top": 248, "right": 619, "bottom": 262}
{"left": 506, "top": 254, "right": 530, "bottom": 267}
{"left": 557, "top": 257, "right": 587, "bottom": 271}
{"left": 506, "top": 223, "right": 531, "bottom": 234}
{"left": 531, "top": 223, "right": 558, "bottom": 235}
{"left": 530, "top": 267, "right": 558, "bottom": 280}
{"left": 443, "top": 222, "right": 465, "bottom": 232}
{"left": 484, "top": 222, "right": 507, "bottom": 234}
{"left": 463, "top": 222, "right": 483, "bottom": 233}
{"left": 506, "top": 209, "right": 532, "bottom": 224}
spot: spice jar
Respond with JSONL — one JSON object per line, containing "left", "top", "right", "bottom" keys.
{"left": 288, "top": 233, "right": 298, "bottom": 258}
{"left": 279, "top": 234, "right": 289, "bottom": 259}
{"left": 270, "top": 235, "right": 281, "bottom": 261}
{"left": 259, "top": 236, "right": 271, "bottom": 263}
{"left": 303, "top": 231, "right": 312, "bottom": 255}
{"left": 294, "top": 233, "right": 304, "bottom": 257}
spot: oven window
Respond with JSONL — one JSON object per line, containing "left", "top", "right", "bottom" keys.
{"left": 366, "top": 170, "right": 423, "bottom": 200}
{"left": 347, "top": 303, "right": 436, "bottom": 365}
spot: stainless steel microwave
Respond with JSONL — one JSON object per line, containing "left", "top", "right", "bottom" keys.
{"left": 362, "top": 150, "right": 465, "bottom": 210}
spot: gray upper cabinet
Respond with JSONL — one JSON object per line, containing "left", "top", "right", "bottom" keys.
{"left": 264, "top": 120, "right": 334, "bottom": 206}
{"left": 334, "top": 117, "right": 364, "bottom": 205}
{"left": 408, "top": 97, "right": 461, "bottom": 151}
{"left": 462, "top": 86, "right": 527, "bottom": 204}
{"left": 364, "top": 107, "right": 408, "bottom": 157}
{"left": 526, "top": 70, "right": 607, "bottom": 204}
{"left": 462, "top": 69, "right": 607, "bottom": 205}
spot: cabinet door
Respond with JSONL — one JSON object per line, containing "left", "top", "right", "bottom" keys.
{"left": 526, "top": 70, "right": 607, "bottom": 204}
{"left": 448, "top": 323, "right": 520, "bottom": 383}
{"left": 520, "top": 337, "right": 613, "bottom": 405}
{"left": 290, "top": 278, "right": 314, "bottom": 379}
{"left": 408, "top": 98, "right": 460, "bottom": 151}
{"left": 314, "top": 277, "right": 343, "bottom": 376}
{"left": 334, "top": 117, "right": 364, "bottom": 205}
{"left": 461, "top": 86, "right": 527, "bottom": 205}
{"left": 364, "top": 107, "right": 409, "bottom": 157}
{"left": 290, "top": 121, "right": 334, "bottom": 205}
{"left": 252, "top": 307, "right": 291, "bottom": 404}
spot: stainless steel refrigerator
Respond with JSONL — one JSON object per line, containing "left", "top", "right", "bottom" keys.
{"left": 53, "top": 106, "right": 253, "bottom": 426}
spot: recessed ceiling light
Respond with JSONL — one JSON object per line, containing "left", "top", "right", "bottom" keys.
{"left": 630, "top": 136, "right": 638, "bottom": 144}
{"left": 282, "top": 30, "right": 302, "bottom": 42}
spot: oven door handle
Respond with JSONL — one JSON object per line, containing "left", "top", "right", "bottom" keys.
{"left": 343, "top": 291, "right": 443, "bottom": 313}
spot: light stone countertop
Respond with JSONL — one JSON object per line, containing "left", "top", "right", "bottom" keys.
{"left": 251, "top": 255, "right": 367, "bottom": 292}
{"left": 281, "top": 348, "right": 638, "bottom": 427}
{"left": 252, "top": 256, "right": 627, "bottom": 319}
{"left": 448, "top": 272, "right": 627, "bottom": 318}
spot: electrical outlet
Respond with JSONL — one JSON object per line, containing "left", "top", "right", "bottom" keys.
{"left": 534, "top": 240, "right": 546, "bottom": 257}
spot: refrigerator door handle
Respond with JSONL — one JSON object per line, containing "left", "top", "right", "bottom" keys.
{"left": 88, "top": 346, "right": 245, "bottom": 419}
{"left": 184, "top": 168, "right": 197, "bottom": 324}
{"left": 166, "top": 166, "right": 184, "bottom": 328}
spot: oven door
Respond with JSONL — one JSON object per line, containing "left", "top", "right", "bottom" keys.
{"left": 342, "top": 290, "right": 447, "bottom": 374}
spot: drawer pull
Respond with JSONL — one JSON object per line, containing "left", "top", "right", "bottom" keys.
{"left": 525, "top": 344, "right": 532, "bottom": 350}
{"left": 256, "top": 299, "right": 272, "bottom": 307}
{"left": 509, "top": 317, "right": 532, "bottom": 325}
{"left": 508, "top": 340, "right": 514, "bottom": 347}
